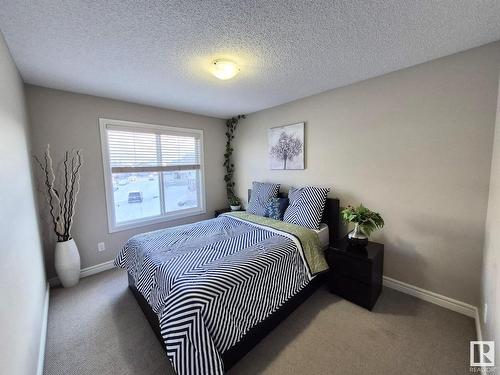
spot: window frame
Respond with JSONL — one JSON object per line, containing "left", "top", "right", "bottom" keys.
{"left": 99, "top": 118, "right": 206, "bottom": 233}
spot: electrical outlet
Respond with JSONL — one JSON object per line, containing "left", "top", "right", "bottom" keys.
{"left": 97, "top": 242, "right": 106, "bottom": 252}
{"left": 484, "top": 303, "right": 488, "bottom": 324}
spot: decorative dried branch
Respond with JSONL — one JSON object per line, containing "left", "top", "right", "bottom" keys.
{"left": 33, "top": 145, "right": 83, "bottom": 242}
{"left": 67, "top": 150, "right": 82, "bottom": 236}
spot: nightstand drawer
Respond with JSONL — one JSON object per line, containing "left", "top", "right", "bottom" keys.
{"left": 328, "top": 252, "right": 373, "bottom": 284}
{"left": 326, "top": 240, "right": 384, "bottom": 310}
{"left": 328, "top": 273, "right": 381, "bottom": 310}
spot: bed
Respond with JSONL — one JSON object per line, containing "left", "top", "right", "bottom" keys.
{"left": 115, "top": 190, "right": 339, "bottom": 374}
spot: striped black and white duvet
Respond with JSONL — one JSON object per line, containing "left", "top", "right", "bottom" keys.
{"left": 114, "top": 214, "right": 315, "bottom": 375}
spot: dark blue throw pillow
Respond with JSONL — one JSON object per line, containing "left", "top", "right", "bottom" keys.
{"left": 264, "top": 197, "right": 289, "bottom": 220}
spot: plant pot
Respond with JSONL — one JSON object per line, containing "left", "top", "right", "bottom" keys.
{"left": 55, "top": 239, "right": 81, "bottom": 288}
{"left": 230, "top": 205, "right": 241, "bottom": 211}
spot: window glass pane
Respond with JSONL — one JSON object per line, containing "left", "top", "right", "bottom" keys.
{"left": 163, "top": 170, "right": 199, "bottom": 212}
{"left": 112, "top": 172, "right": 161, "bottom": 223}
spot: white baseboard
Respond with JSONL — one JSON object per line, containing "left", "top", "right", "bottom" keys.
{"left": 49, "top": 260, "right": 115, "bottom": 287}
{"left": 474, "top": 308, "right": 483, "bottom": 342}
{"left": 383, "top": 276, "right": 482, "bottom": 341}
{"left": 383, "top": 276, "right": 477, "bottom": 317}
{"left": 80, "top": 260, "right": 116, "bottom": 278}
{"left": 37, "top": 282, "right": 50, "bottom": 375}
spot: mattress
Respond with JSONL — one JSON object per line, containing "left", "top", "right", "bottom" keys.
{"left": 315, "top": 223, "right": 330, "bottom": 249}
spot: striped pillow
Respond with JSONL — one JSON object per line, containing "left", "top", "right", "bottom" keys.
{"left": 283, "top": 186, "right": 330, "bottom": 229}
{"left": 247, "top": 182, "right": 280, "bottom": 216}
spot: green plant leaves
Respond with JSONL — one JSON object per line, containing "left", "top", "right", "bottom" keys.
{"left": 341, "top": 204, "right": 384, "bottom": 236}
{"left": 224, "top": 115, "right": 245, "bottom": 204}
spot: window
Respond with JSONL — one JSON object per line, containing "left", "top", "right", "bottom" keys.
{"left": 99, "top": 118, "right": 206, "bottom": 232}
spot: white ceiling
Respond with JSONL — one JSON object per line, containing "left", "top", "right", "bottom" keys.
{"left": 1, "top": 1, "right": 500, "bottom": 118}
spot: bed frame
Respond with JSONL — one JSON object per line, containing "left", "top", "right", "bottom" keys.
{"left": 127, "top": 191, "right": 340, "bottom": 371}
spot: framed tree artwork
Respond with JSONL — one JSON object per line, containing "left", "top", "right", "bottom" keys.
{"left": 268, "top": 122, "right": 305, "bottom": 170}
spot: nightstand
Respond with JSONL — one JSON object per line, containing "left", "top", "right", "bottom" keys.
{"left": 214, "top": 208, "right": 232, "bottom": 217}
{"left": 326, "top": 239, "right": 384, "bottom": 310}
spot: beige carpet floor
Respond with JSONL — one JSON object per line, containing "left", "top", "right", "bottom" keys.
{"left": 44, "top": 268, "right": 475, "bottom": 375}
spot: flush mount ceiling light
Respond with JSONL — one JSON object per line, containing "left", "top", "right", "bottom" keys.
{"left": 211, "top": 59, "right": 239, "bottom": 80}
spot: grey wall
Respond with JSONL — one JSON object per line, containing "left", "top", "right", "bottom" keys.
{"left": 26, "top": 86, "right": 227, "bottom": 279}
{"left": 233, "top": 42, "right": 500, "bottom": 306}
{"left": 481, "top": 73, "right": 500, "bottom": 363}
{"left": 0, "top": 34, "right": 46, "bottom": 374}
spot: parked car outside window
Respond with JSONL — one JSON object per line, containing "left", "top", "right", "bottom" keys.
{"left": 128, "top": 191, "right": 143, "bottom": 203}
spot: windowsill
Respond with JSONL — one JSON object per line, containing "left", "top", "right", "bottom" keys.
{"left": 108, "top": 208, "right": 206, "bottom": 233}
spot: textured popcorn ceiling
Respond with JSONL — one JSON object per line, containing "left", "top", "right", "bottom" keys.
{"left": 1, "top": 1, "right": 500, "bottom": 118}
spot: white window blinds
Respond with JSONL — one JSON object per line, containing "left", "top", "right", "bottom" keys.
{"left": 106, "top": 125, "right": 201, "bottom": 173}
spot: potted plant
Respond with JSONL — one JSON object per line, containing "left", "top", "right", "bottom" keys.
{"left": 34, "top": 145, "right": 83, "bottom": 288}
{"left": 229, "top": 195, "right": 241, "bottom": 211}
{"left": 224, "top": 115, "right": 245, "bottom": 210}
{"left": 341, "top": 204, "right": 384, "bottom": 247}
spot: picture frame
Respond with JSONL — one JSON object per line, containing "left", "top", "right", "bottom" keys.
{"left": 268, "top": 122, "right": 305, "bottom": 170}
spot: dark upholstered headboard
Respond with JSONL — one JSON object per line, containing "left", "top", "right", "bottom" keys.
{"left": 247, "top": 189, "right": 340, "bottom": 244}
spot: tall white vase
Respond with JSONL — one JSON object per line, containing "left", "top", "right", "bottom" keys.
{"left": 55, "top": 239, "right": 81, "bottom": 288}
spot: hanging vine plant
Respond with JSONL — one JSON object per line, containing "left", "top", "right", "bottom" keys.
{"left": 224, "top": 114, "right": 246, "bottom": 206}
